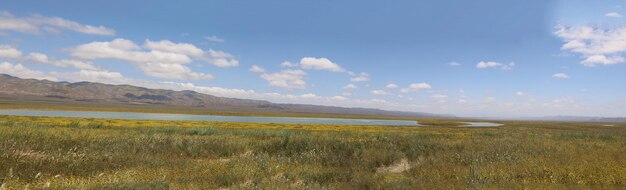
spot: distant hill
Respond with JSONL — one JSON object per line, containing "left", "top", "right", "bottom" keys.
{"left": 0, "top": 74, "right": 451, "bottom": 118}
{"left": 517, "top": 116, "right": 626, "bottom": 123}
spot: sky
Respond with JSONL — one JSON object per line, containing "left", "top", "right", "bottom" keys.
{"left": 0, "top": 0, "right": 625, "bottom": 117}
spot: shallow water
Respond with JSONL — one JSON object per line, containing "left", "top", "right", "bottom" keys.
{"left": 0, "top": 109, "right": 421, "bottom": 126}
{"left": 461, "top": 122, "right": 504, "bottom": 127}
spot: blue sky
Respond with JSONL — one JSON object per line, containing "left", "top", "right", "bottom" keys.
{"left": 0, "top": 0, "right": 625, "bottom": 117}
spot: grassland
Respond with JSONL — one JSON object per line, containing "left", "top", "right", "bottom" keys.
{"left": 1, "top": 115, "right": 625, "bottom": 189}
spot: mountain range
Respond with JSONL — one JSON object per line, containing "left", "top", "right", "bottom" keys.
{"left": 0, "top": 74, "right": 450, "bottom": 118}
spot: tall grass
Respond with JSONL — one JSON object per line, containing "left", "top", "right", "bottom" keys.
{"left": 0, "top": 115, "right": 625, "bottom": 189}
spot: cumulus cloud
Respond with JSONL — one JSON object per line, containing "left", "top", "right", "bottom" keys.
{"left": 73, "top": 69, "right": 125, "bottom": 81}
{"left": 249, "top": 65, "right": 265, "bottom": 73}
{"left": 137, "top": 62, "right": 213, "bottom": 80}
{"left": 24, "top": 52, "right": 100, "bottom": 70}
{"left": 555, "top": 24, "right": 626, "bottom": 66}
{"left": 69, "top": 38, "right": 239, "bottom": 80}
{"left": 385, "top": 83, "right": 398, "bottom": 89}
{"left": 70, "top": 38, "right": 188, "bottom": 63}
{"left": 606, "top": 12, "right": 623, "bottom": 18}
{"left": 144, "top": 39, "right": 205, "bottom": 57}
{"left": 205, "top": 49, "right": 239, "bottom": 67}
{"left": 143, "top": 39, "right": 239, "bottom": 67}
{"left": 581, "top": 55, "right": 624, "bottom": 66}
{"left": 343, "top": 83, "right": 357, "bottom": 89}
{"left": 400, "top": 82, "right": 432, "bottom": 93}
{"left": 0, "top": 11, "right": 115, "bottom": 35}
{"left": 0, "top": 45, "right": 100, "bottom": 71}
{"left": 260, "top": 69, "right": 307, "bottom": 89}
{"left": 280, "top": 61, "right": 298, "bottom": 68}
{"left": 25, "top": 52, "right": 48, "bottom": 63}
{"left": 552, "top": 72, "right": 570, "bottom": 79}
{"left": 0, "top": 62, "right": 57, "bottom": 81}
{"left": 331, "top": 96, "right": 348, "bottom": 101}
{"left": 0, "top": 45, "right": 23, "bottom": 59}
{"left": 370, "top": 90, "right": 389, "bottom": 95}
{"left": 516, "top": 91, "right": 527, "bottom": 96}
{"left": 476, "top": 61, "right": 515, "bottom": 70}
{"left": 299, "top": 57, "right": 344, "bottom": 72}
{"left": 48, "top": 59, "right": 99, "bottom": 70}
{"left": 350, "top": 72, "right": 369, "bottom": 82}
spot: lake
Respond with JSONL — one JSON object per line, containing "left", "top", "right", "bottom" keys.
{"left": 461, "top": 122, "right": 504, "bottom": 127}
{"left": 0, "top": 109, "right": 421, "bottom": 126}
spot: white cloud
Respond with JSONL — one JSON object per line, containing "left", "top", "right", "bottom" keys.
{"left": 249, "top": 65, "right": 265, "bottom": 73}
{"left": 552, "top": 72, "right": 570, "bottom": 79}
{"left": 25, "top": 52, "right": 99, "bottom": 71}
{"left": 69, "top": 38, "right": 237, "bottom": 80}
{"left": 343, "top": 83, "right": 358, "bottom": 89}
{"left": 400, "top": 82, "right": 432, "bottom": 93}
{"left": 370, "top": 90, "right": 389, "bottom": 95}
{"left": 581, "top": 55, "right": 624, "bottom": 66}
{"left": 144, "top": 39, "right": 205, "bottom": 57}
{"left": 144, "top": 39, "right": 239, "bottom": 67}
{"left": 51, "top": 59, "right": 100, "bottom": 70}
{"left": 280, "top": 61, "right": 298, "bottom": 68}
{"left": 26, "top": 52, "right": 48, "bottom": 63}
{"left": 330, "top": 96, "right": 348, "bottom": 101}
{"left": 73, "top": 70, "right": 125, "bottom": 81}
{"left": 0, "top": 11, "right": 115, "bottom": 35}
{"left": 70, "top": 38, "right": 186, "bottom": 63}
{"left": 137, "top": 62, "right": 213, "bottom": 80}
{"left": 606, "top": 12, "right": 623, "bottom": 18}
{"left": 476, "top": 61, "right": 499, "bottom": 68}
{"left": 447, "top": 62, "right": 461, "bottom": 66}
{"left": 555, "top": 24, "right": 626, "bottom": 66}
{"left": 204, "top": 35, "right": 225, "bottom": 43}
{"left": 299, "top": 57, "right": 344, "bottom": 72}
{"left": 350, "top": 72, "right": 369, "bottom": 82}
{"left": 0, "top": 45, "right": 22, "bottom": 59}
{"left": 0, "top": 46, "right": 100, "bottom": 71}
{"left": 260, "top": 69, "right": 307, "bottom": 89}
{"left": 476, "top": 61, "right": 515, "bottom": 70}
{"left": 516, "top": 91, "right": 527, "bottom": 96}
{"left": 300, "top": 93, "right": 319, "bottom": 99}
{"left": 0, "top": 62, "right": 57, "bottom": 81}
{"left": 385, "top": 83, "right": 398, "bottom": 89}
{"left": 205, "top": 49, "right": 239, "bottom": 67}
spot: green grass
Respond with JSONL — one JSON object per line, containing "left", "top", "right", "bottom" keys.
{"left": 1, "top": 115, "right": 625, "bottom": 189}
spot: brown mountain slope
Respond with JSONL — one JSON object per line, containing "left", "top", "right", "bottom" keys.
{"left": 0, "top": 74, "right": 450, "bottom": 118}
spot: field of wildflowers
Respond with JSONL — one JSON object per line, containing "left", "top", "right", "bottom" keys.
{"left": 1, "top": 115, "right": 625, "bottom": 189}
